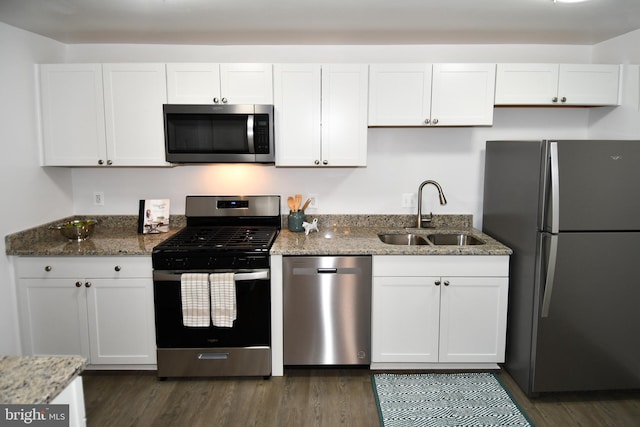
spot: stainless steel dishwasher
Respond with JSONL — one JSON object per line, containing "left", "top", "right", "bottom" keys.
{"left": 283, "top": 256, "right": 372, "bottom": 365}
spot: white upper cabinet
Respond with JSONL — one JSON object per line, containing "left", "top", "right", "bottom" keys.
{"left": 39, "top": 63, "right": 169, "bottom": 167}
{"left": 495, "top": 63, "right": 621, "bottom": 106}
{"left": 39, "top": 64, "right": 108, "bottom": 166}
{"left": 431, "top": 63, "right": 496, "bottom": 126}
{"left": 166, "top": 63, "right": 273, "bottom": 104}
{"left": 368, "top": 64, "right": 432, "bottom": 126}
{"left": 274, "top": 64, "right": 368, "bottom": 167}
{"left": 102, "top": 64, "right": 168, "bottom": 166}
{"left": 368, "top": 63, "right": 496, "bottom": 126}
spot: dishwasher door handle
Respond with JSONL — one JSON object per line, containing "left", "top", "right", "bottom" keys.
{"left": 317, "top": 268, "right": 338, "bottom": 274}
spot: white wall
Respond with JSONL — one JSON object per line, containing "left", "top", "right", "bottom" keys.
{"left": 0, "top": 23, "right": 71, "bottom": 355}
{"left": 69, "top": 42, "right": 599, "bottom": 225}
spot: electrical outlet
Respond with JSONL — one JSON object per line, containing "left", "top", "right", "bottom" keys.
{"left": 93, "top": 192, "right": 104, "bottom": 206}
{"left": 308, "top": 194, "right": 319, "bottom": 209}
{"left": 402, "top": 193, "right": 416, "bottom": 208}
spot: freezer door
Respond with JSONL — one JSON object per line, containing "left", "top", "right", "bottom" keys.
{"left": 549, "top": 140, "right": 640, "bottom": 231}
{"left": 532, "top": 231, "right": 640, "bottom": 393}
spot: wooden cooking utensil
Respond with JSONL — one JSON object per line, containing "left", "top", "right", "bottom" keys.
{"left": 295, "top": 194, "right": 302, "bottom": 211}
{"left": 287, "top": 196, "right": 296, "bottom": 212}
{"left": 301, "top": 198, "right": 311, "bottom": 212}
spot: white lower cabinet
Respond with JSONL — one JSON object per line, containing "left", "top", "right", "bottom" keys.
{"left": 16, "top": 257, "right": 156, "bottom": 368}
{"left": 371, "top": 255, "right": 509, "bottom": 369}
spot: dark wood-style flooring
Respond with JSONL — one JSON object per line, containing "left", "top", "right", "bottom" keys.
{"left": 82, "top": 368, "right": 640, "bottom": 427}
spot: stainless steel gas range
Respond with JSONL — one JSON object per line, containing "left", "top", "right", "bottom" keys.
{"left": 151, "top": 195, "right": 280, "bottom": 378}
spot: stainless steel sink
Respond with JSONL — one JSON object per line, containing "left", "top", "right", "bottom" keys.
{"left": 427, "top": 233, "right": 485, "bottom": 246}
{"left": 378, "top": 233, "right": 429, "bottom": 245}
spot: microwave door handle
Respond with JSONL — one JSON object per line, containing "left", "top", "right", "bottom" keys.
{"left": 247, "top": 115, "right": 255, "bottom": 154}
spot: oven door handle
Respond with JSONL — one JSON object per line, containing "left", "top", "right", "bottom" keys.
{"left": 153, "top": 269, "right": 269, "bottom": 282}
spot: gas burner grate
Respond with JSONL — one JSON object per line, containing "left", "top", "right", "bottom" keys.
{"left": 159, "top": 226, "right": 278, "bottom": 251}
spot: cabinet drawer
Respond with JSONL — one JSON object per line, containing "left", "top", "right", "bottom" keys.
{"left": 373, "top": 255, "right": 509, "bottom": 277}
{"left": 16, "top": 257, "right": 152, "bottom": 279}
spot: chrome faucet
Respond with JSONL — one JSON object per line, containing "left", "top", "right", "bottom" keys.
{"left": 417, "top": 180, "right": 447, "bottom": 228}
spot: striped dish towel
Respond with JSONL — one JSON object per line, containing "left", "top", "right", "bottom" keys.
{"left": 180, "top": 273, "right": 211, "bottom": 327}
{"left": 210, "top": 273, "right": 236, "bottom": 328}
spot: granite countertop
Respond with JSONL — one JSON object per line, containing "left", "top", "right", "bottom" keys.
{"left": 271, "top": 214, "right": 511, "bottom": 256}
{"left": 5, "top": 215, "right": 184, "bottom": 256}
{"left": 0, "top": 356, "right": 86, "bottom": 404}
{"left": 5, "top": 214, "right": 511, "bottom": 257}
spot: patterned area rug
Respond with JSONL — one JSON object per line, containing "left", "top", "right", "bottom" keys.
{"left": 372, "top": 372, "right": 534, "bottom": 427}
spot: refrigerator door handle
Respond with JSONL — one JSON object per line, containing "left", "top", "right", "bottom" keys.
{"left": 549, "top": 142, "right": 560, "bottom": 234}
{"left": 541, "top": 234, "right": 559, "bottom": 318}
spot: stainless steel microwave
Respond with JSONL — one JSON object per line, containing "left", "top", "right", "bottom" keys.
{"left": 163, "top": 104, "right": 275, "bottom": 164}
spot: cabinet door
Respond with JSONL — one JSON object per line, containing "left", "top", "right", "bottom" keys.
{"left": 220, "top": 63, "right": 273, "bottom": 104}
{"left": 86, "top": 278, "right": 157, "bottom": 365}
{"left": 558, "top": 64, "right": 620, "bottom": 106}
{"left": 494, "top": 63, "right": 560, "bottom": 105}
{"left": 166, "top": 63, "right": 221, "bottom": 104}
{"left": 18, "top": 278, "right": 90, "bottom": 358}
{"left": 368, "top": 64, "right": 432, "bottom": 126}
{"left": 274, "top": 64, "right": 322, "bottom": 166}
{"left": 321, "top": 64, "right": 369, "bottom": 166}
{"left": 438, "top": 277, "right": 508, "bottom": 363}
{"left": 372, "top": 276, "right": 440, "bottom": 363}
{"left": 102, "top": 63, "right": 168, "bottom": 166}
{"left": 431, "top": 63, "right": 496, "bottom": 126}
{"left": 39, "top": 64, "right": 107, "bottom": 166}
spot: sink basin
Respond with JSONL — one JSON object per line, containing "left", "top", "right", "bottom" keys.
{"left": 427, "top": 233, "right": 485, "bottom": 246}
{"left": 378, "top": 233, "right": 429, "bottom": 246}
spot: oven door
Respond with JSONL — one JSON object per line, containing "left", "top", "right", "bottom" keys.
{"left": 153, "top": 269, "right": 271, "bottom": 349}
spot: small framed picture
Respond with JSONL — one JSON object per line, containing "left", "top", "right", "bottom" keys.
{"left": 138, "top": 199, "right": 170, "bottom": 234}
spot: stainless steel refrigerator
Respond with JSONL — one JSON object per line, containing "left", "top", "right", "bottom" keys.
{"left": 482, "top": 139, "right": 640, "bottom": 397}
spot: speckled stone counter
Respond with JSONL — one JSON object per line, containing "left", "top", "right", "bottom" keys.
{"left": 5, "top": 214, "right": 511, "bottom": 257}
{"left": 0, "top": 356, "right": 86, "bottom": 404}
{"left": 5, "top": 215, "right": 184, "bottom": 256}
{"left": 272, "top": 214, "right": 512, "bottom": 256}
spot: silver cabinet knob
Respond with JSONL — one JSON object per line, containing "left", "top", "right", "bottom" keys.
{"left": 322, "top": 160, "right": 328, "bottom": 165}
{"left": 424, "top": 118, "right": 430, "bottom": 125}
{"left": 106, "top": 160, "right": 113, "bottom": 166}
{"left": 221, "top": 97, "right": 228, "bottom": 103}
{"left": 434, "top": 280, "right": 441, "bottom": 286}
{"left": 552, "top": 97, "right": 558, "bottom": 103}
{"left": 85, "top": 282, "right": 92, "bottom": 288}
{"left": 432, "top": 118, "right": 439, "bottom": 125}
{"left": 75, "top": 281, "right": 82, "bottom": 288}
{"left": 114, "top": 265, "right": 121, "bottom": 272}
{"left": 444, "top": 280, "right": 450, "bottom": 286}
{"left": 314, "top": 160, "right": 320, "bottom": 165}
{"left": 44, "top": 265, "right": 52, "bottom": 272}
{"left": 213, "top": 97, "right": 219, "bottom": 103}
{"left": 560, "top": 97, "right": 567, "bottom": 103}
{"left": 98, "top": 159, "right": 104, "bottom": 165}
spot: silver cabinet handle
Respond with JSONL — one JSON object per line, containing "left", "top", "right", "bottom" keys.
{"left": 444, "top": 280, "right": 450, "bottom": 286}
{"left": 434, "top": 280, "right": 441, "bottom": 286}
{"left": 98, "top": 159, "right": 104, "bottom": 165}
{"left": 314, "top": 160, "right": 320, "bottom": 165}
{"left": 560, "top": 96, "right": 567, "bottom": 103}
{"left": 432, "top": 118, "right": 439, "bottom": 125}
{"left": 45, "top": 265, "right": 52, "bottom": 272}
{"left": 552, "top": 97, "right": 558, "bottom": 103}
{"left": 75, "top": 281, "right": 82, "bottom": 288}
{"left": 424, "top": 118, "right": 430, "bottom": 125}
{"left": 213, "top": 97, "right": 219, "bottom": 103}
{"left": 221, "top": 97, "right": 228, "bottom": 103}
{"left": 106, "top": 160, "right": 113, "bottom": 166}
{"left": 85, "top": 281, "right": 92, "bottom": 288}
{"left": 322, "top": 160, "right": 328, "bottom": 165}
{"left": 114, "top": 265, "right": 121, "bottom": 272}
